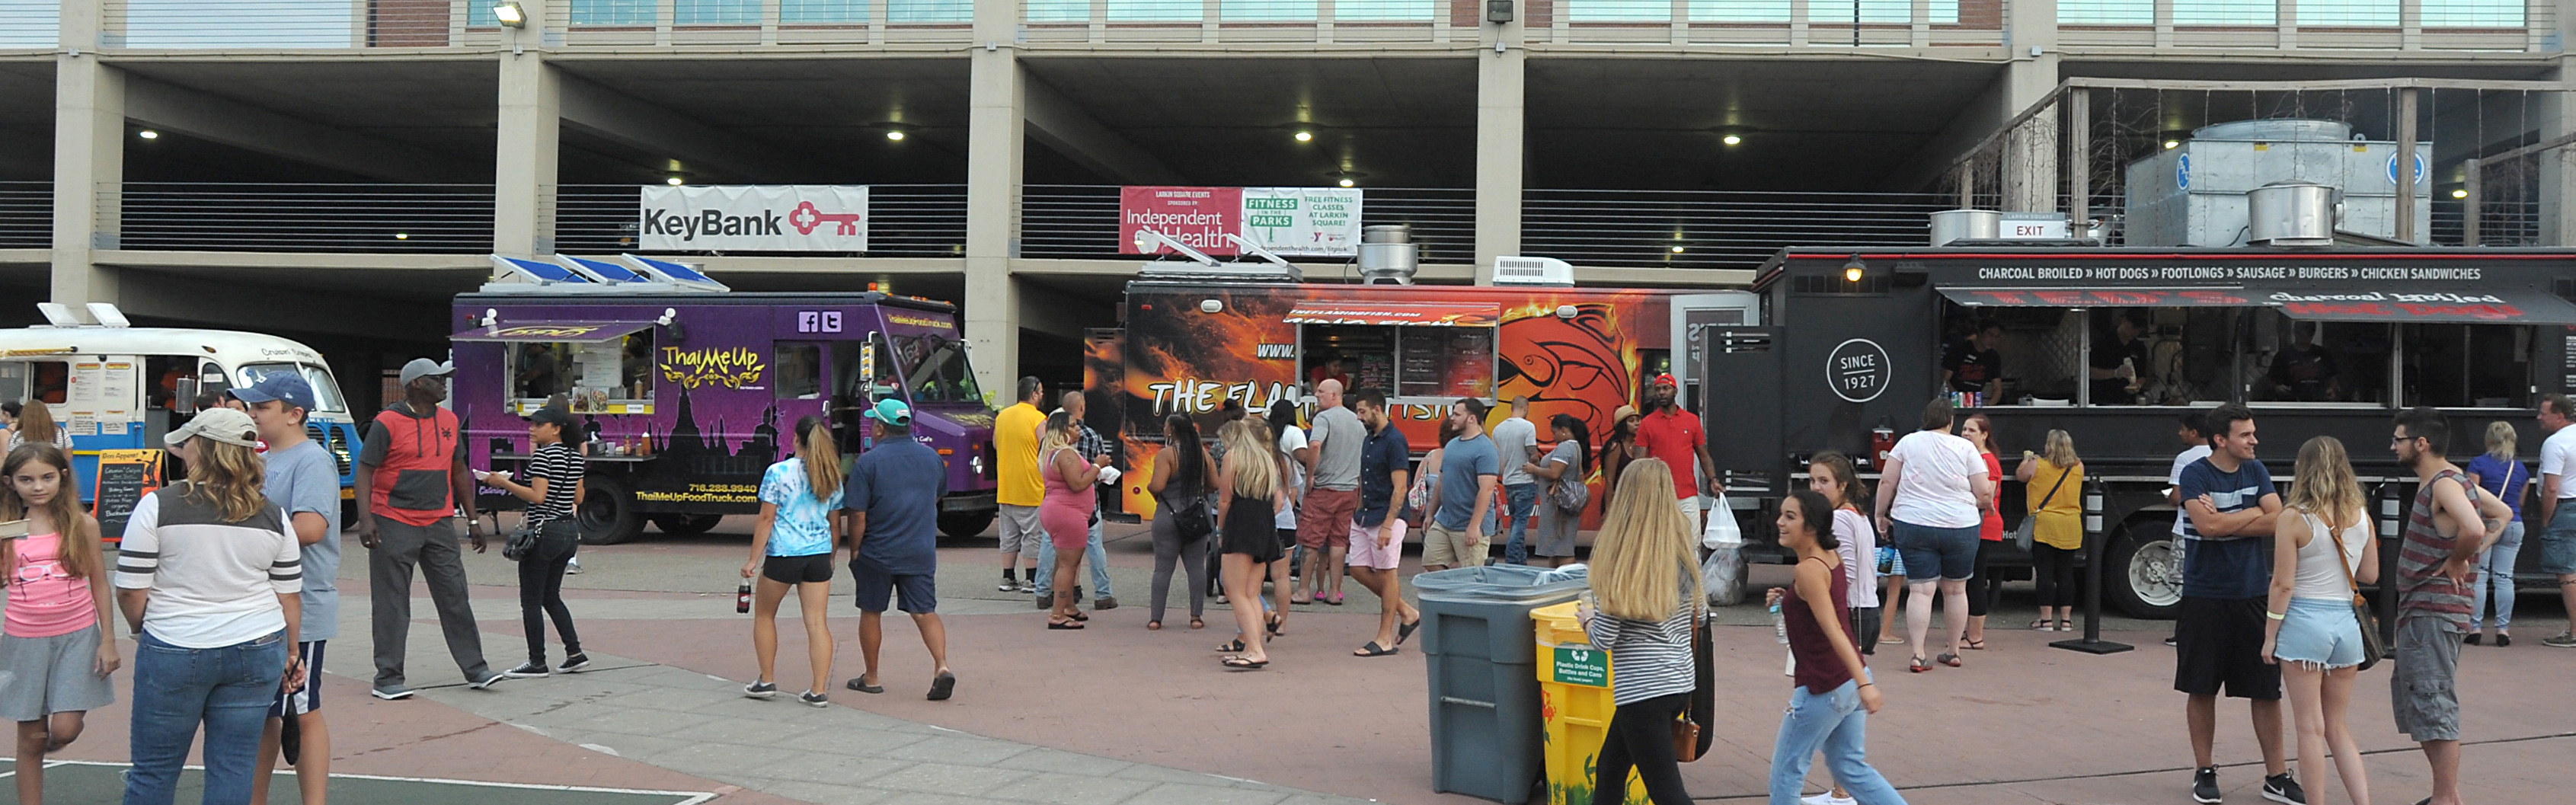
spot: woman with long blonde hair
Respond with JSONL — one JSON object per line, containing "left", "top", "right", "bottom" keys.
{"left": 1215, "top": 417, "right": 1286, "bottom": 668}
{"left": 4, "top": 401, "right": 70, "bottom": 452}
{"left": 1038, "top": 410, "right": 1102, "bottom": 629}
{"left": 1576, "top": 461, "right": 1701, "bottom": 803}
{"left": 2261, "top": 436, "right": 2376, "bottom": 805}
{"left": 2463, "top": 420, "right": 2526, "bottom": 646}
{"left": 3, "top": 443, "right": 117, "bottom": 805}
{"left": 113, "top": 409, "right": 305, "bottom": 804}
{"left": 741, "top": 415, "right": 844, "bottom": 704}
{"left": 2015, "top": 429, "right": 2086, "bottom": 631}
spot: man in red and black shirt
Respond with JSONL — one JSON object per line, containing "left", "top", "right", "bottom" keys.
{"left": 355, "top": 358, "right": 500, "bottom": 699}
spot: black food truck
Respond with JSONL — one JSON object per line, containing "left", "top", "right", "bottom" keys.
{"left": 1709, "top": 246, "right": 2576, "bottom": 618}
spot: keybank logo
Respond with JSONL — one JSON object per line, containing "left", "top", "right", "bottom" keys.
{"left": 642, "top": 209, "right": 782, "bottom": 241}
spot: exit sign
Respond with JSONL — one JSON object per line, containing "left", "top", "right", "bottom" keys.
{"left": 1999, "top": 213, "right": 2069, "bottom": 241}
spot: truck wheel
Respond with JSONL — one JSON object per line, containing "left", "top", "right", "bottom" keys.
{"left": 939, "top": 510, "right": 996, "bottom": 539}
{"left": 650, "top": 514, "right": 725, "bottom": 536}
{"left": 577, "top": 476, "right": 647, "bottom": 545}
{"left": 2105, "top": 523, "right": 2185, "bottom": 619}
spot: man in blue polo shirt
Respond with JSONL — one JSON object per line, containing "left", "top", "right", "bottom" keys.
{"left": 841, "top": 400, "right": 957, "bottom": 701}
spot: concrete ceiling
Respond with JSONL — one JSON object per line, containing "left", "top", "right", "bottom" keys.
{"left": 0, "top": 60, "right": 54, "bottom": 180}
{"left": 115, "top": 59, "right": 500, "bottom": 162}
{"left": 1021, "top": 56, "right": 1480, "bottom": 189}
{"left": 554, "top": 58, "right": 973, "bottom": 184}
{"left": 1525, "top": 57, "right": 2007, "bottom": 191}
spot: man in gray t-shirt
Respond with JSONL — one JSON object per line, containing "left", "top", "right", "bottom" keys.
{"left": 1296, "top": 379, "right": 1369, "bottom": 603}
{"left": 232, "top": 373, "right": 343, "bottom": 804}
{"left": 1490, "top": 396, "right": 1541, "bottom": 564}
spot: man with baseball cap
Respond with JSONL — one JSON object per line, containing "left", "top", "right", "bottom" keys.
{"left": 841, "top": 399, "right": 957, "bottom": 701}
{"left": 1633, "top": 373, "right": 1717, "bottom": 531}
{"left": 230, "top": 373, "right": 346, "bottom": 803}
{"left": 355, "top": 358, "right": 502, "bottom": 699}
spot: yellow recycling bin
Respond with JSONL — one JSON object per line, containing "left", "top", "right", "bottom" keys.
{"left": 1532, "top": 601, "right": 1650, "bottom": 805}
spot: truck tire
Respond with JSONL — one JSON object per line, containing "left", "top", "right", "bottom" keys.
{"left": 939, "top": 510, "right": 996, "bottom": 539}
{"left": 650, "top": 513, "right": 725, "bottom": 536}
{"left": 577, "top": 476, "right": 647, "bottom": 545}
{"left": 2105, "top": 522, "right": 2185, "bottom": 619}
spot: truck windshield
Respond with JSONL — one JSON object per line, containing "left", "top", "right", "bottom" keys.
{"left": 894, "top": 334, "right": 982, "bottom": 404}
{"left": 238, "top": 363, "right": 348, "bottom": 413}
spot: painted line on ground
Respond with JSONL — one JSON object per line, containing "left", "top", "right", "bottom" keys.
{"left": 38, "top": 759, "right": 719, "bottom": 803}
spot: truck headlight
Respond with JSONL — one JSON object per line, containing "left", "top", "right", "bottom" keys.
{"left": 970, "top": 455, "right": 984, "bottom": 475}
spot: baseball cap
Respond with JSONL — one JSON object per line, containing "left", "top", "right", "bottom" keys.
{"left": 864, "top": 398, "right": 912, "bottom": 426}
{"left": 230, "top": 372, "right": 317, "bottom": 414}
{"left": 526, "top": 403, "right": 580, "bottom": 434}
{"left": 398, "top": 358, "right": 454, "bottom": 387}
{"left": 1652, "top": 373, "right": 1680, "bottom": 388}
{"left": 167, "top": 408, "right": 260, "bottom": 448}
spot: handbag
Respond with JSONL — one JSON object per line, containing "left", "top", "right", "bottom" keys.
{"left": 1673, "top": 605, "right": 1710, "bottom": 762}
{"left": 1548, "top": 465, "right": 1591, "bottom": 513}
{"left": 2012, "top": 464, "right": 2072, "bottom": 551}
{"left": 1166, "top": 484, "right": 1214, "bottom": 541}
{"left": 2321, "top": 513, "right": 2384, "bottom": 672}
{"left": 503, "top": 521, "right": 542, "bottom": 561}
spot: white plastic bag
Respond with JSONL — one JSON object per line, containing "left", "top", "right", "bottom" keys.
{"left": 1701, "top": 493, "right": 1743, "bottom": 549}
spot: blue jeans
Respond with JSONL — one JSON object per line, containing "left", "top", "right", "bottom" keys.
{"left": 2473, "top": 520, "right": 2523, "bottom": 631}
{"left": 126, "top": 629, "right": 289, "bottom": 805}
{"left": 1769, "top": 680, "right": 1906, "bottom": 805}
{"left": 1501, "top": 483, "right": 1541, "bottom": 565}
{"left": 1035, "top": 516, "right": 1115, "bottom": 599}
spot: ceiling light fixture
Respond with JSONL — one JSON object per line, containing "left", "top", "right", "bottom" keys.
{"left": 1294, "top": 131, "right": 1313, "bottom": 142}
{"left": 1670, "top": 245, "right": 1686, "bottom": 253}
{"left": 1843, "top": 254, "right": 1866, "bottom": 283}
{"left": 2163, "top": 139, "right": 2180, "bottom": 149}
{"left": 2451, "top": 188, "right": 2469, "bottom": 199}
{"left": 886, "top": 131, "right": 905, "bottom": 141}
{"left": 1338, "top": 178, "right": 1355, "bottom": 188}
{"left": 1721, "top": 133, "right": 1741, "bottom": 146}
{"left": 394, "top": 232, "right": 409, "bottom": 240}
{"left": 138, "top": 129, "right": 159, "bottom": 139}
{"left": 492, "top": 1, "right": 526, "bottom": 27}
{"left": 666, "top": 177, "right": 685, "bottom": 186}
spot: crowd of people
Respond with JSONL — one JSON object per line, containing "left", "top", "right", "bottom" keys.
{"left": 7, "top": 350, "right": 2569, "bottom": 805}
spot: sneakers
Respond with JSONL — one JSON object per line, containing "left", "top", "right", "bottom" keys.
{"left": 558, "top": 653, "right": 593, "bottom": 673}
{"left": 2542, "top": 631, "right": 2576, "bottom": 648}
{"left": 1094, "top": 596, "right": 1119, "bottom": 611}
{"left": 2192, "top": 767, "right": 2221, "bottom": 804}
{"left": 2165, "top": 635, "right": 2181, "bottom": 647}
{"left": 998, "top": 576, "right": 1020, "bottom": 593}
{"left": 798, "top": 690, "right": 829, "bottom": 708}
{"left": 564, "top": 555, "right": 583, "bottom": 574}
{"left": 501, "top": 661, "right": 551, "bottom": 679}
{"left": 1799, "top": 794, "right": 1855, "bottom": 805}
{"left": 743, "top": 680, "right": 779, "bottom": 699}
{"left": 2262, "top": 771, "right": 2306, "bottom": 805}
{"left": 467, "top": 672, "right": 507, "bottom": 690}
{"left": 369, "top": 685, "right": 416, "bottom": 701}
{"left": 1034, "top": 593, "right": 1053, "bottom": 610}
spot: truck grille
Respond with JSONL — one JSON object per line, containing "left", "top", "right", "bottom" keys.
{"left": 306, "top": 424, "right": 353, "bottom": 475}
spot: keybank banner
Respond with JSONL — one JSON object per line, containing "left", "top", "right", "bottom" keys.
{"left": 639, "top": 185, "right": 869, "bottom": 252}
{"left": 1119, "top": 186, "right": 1361, "bottom": 258}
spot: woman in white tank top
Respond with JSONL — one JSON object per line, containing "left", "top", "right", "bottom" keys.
{"left": 2261, "top": 437, "right": 2382, "bottom": 805}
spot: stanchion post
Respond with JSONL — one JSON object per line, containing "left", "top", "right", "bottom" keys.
{"left": 2055, "top": 481, "right": 2133, "bottom": 654}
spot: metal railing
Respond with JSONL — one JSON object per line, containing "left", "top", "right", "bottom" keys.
{"left": 105, "top": 183, "right": 495, "bottom": 253}
{"left": 0, "top": 182, "right": 48, "bottom": 248}
{"left": 558, "top": 0, "right": 976, "bottom": 46}
{"left": 2057, "top": 0, "right": 2550, "bottom": 51}
{"left": 555, "top": 184, "right": 967, "bottom": 256}
{"left": 1018, "top": 185, "right": 1476, "bottom": 264}
{"left": 1534, "top": 0, "right": 2006, "bottom": 46}
{"left": 1019, "top": 0, "right": 1464, "bottom": 45}
{"left": 1522, "top": 189, "right": 1951, "bottom": 270}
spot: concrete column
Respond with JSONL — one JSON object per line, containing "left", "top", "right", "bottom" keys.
{"left": 1473, "top": 8, "right": 1525, "bottom": 284}
{"left": 52, "top": 0, "right": 122, "bottom": 308}
{"left": 494, "top": 0, "right": 561, "bottom": 257}
{"left": 963, "top": 5, "right": 1026, "bottom": 401}
{"left": 1999, "top": 1, "right": 2060, "bottom": 213}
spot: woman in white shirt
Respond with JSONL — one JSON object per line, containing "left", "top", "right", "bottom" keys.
{"left": 1870, "top": 399, "right": 1993, "bottom": 673}
{"left": 2260, "top": 436, "right": 2377, "bottom": 805}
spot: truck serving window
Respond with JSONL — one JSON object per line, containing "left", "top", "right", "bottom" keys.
{"left": 508, "top": 331, "right": 654, "bottom": 412}
{"left": 1299, "top": 324, "right": 1496, "bottom": 401}
{"left": 775, "top": 343, "right": 824, "bottom": 400}
{"left": 894, "top": 334, "right": 982, "bottom": 404}
{"left": 2401, "top": 324, "right": 2530, "bottom": 409}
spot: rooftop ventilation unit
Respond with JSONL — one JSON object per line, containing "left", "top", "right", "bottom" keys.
{"left": 1492, "top": 255, "right": 1575, "bottom": 287}
{"left": 1357, "top": 225, "right": 1417, "bottom": 285}
{"left": 2246, "top": 181, "right": 2338, "bottom": 248}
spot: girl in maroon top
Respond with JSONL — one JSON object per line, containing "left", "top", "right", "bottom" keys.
{"left": 1766, "top": 490, "right": 1903, "bottom": 805}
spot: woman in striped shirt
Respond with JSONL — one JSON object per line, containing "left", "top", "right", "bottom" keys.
{"left": 1577, "top": 459, "right": 1701, "bottom": 805}
{"left": 481, "top": 404, "right": 589, "bottom": 678}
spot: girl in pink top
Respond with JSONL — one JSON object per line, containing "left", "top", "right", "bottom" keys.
{"left": 2, "top": 442, "right": 118, "bottom": 805}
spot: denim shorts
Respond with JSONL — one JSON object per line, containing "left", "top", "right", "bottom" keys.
{"left": 1891, "top": 520, "right": 1980, "bottom": 581}
{"left": 2272, "top": 597, "right": 2365, "bottom": 670}
{"left": 2542, "top": 505, "right": 2576, "bottom": 576}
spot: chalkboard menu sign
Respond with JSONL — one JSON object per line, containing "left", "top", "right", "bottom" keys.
{"left": 91, "top": 449, "right": 164, "bottom": 542}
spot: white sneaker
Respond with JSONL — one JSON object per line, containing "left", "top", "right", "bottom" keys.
{"left": 1800, "top": 794, "right": 1855, "bottom": 805}
{"left": 565, "top": 556, "right": 583, "bottom": 575}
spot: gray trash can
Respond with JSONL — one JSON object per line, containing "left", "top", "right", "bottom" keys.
{"left": 1417, "top": 564, "right": 1590, "bottom": 803}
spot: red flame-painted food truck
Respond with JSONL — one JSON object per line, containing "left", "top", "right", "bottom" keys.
{"left": 452, "top": 256, "right": 998, "bottom": 543}
{"left": 1710, "top": 246, "right": 2576, "bottom": 618}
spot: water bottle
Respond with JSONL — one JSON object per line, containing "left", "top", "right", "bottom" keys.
{"left": 1770, "top": 600, "right": 1789, "bottom": 644}
{"left": 737, "top": 580, "right": 753, "bottom": 614}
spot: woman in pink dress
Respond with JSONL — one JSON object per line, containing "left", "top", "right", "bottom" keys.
{"left": 1039, "top": 411, "right": 1102, "bottom": 629}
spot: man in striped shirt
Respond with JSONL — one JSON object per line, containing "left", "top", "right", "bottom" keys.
{"left": 2389, "top": 407, "right": 2513, "bottom": 805}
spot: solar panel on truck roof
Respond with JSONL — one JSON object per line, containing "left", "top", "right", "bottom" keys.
{"left": 490, "top": 256, "right": 590, "bottom": 284}
{"left": 619, "top": 254, "right": 723, "bottom": 286}
{"left": 558, "top": 256, "right": 647, "bottom": 283}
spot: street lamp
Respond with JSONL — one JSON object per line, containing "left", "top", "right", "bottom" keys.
{"left": 493, "top": 2, "right": 526, "bottom": 27}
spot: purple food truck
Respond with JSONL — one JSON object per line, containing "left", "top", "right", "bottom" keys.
{"left": 452, "top": 257, "right": 998, "bottom": 543}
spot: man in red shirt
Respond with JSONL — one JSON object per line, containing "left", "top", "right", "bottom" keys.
{"left": 1632, "top": 374, "right": 1716, "bottom": 530}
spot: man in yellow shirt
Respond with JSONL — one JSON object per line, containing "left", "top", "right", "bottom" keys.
{"left": 994, "top": 377, "right": 1049, "bottom": 593}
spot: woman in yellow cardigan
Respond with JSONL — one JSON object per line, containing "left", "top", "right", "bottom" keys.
{"left": 2015, "top": 430, "right": 2085, "bottom": 631}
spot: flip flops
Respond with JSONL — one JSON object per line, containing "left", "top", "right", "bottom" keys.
{"left": 927, "top": 672, "right": 957, "bottom": 701}
{"left": 1396, "top": 618, "right": 1421, "bottom": 646}
{"left": 1048, "top": 620, "right": 1085, "bottom": 630}
{"left": 1221, "top": 656, "right": 1269, "bottom": 670}
{"left": 1354, "top": 641, "right": 1398, "bottom": 657}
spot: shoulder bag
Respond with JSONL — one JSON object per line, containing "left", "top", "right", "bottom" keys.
{"left": 1674, "top": 603, "right": 1711, "bottom": 762}
{"left": 1548, "top": 462, "right": 1591, "bottom": 513}
{"left": 2321, "top": 513, "right": 2383, "bottom": 672}
{"left": 2011, "top": 464, "right": 2071, "bottom": 551}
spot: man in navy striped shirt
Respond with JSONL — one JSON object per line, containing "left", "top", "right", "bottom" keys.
{"left": 2174, "top": 404, "right": 2298, "bottom": 805}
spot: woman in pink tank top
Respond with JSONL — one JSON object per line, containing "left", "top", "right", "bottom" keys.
{"left": 2, "top": 442, "right": 118, "bottom": 805}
